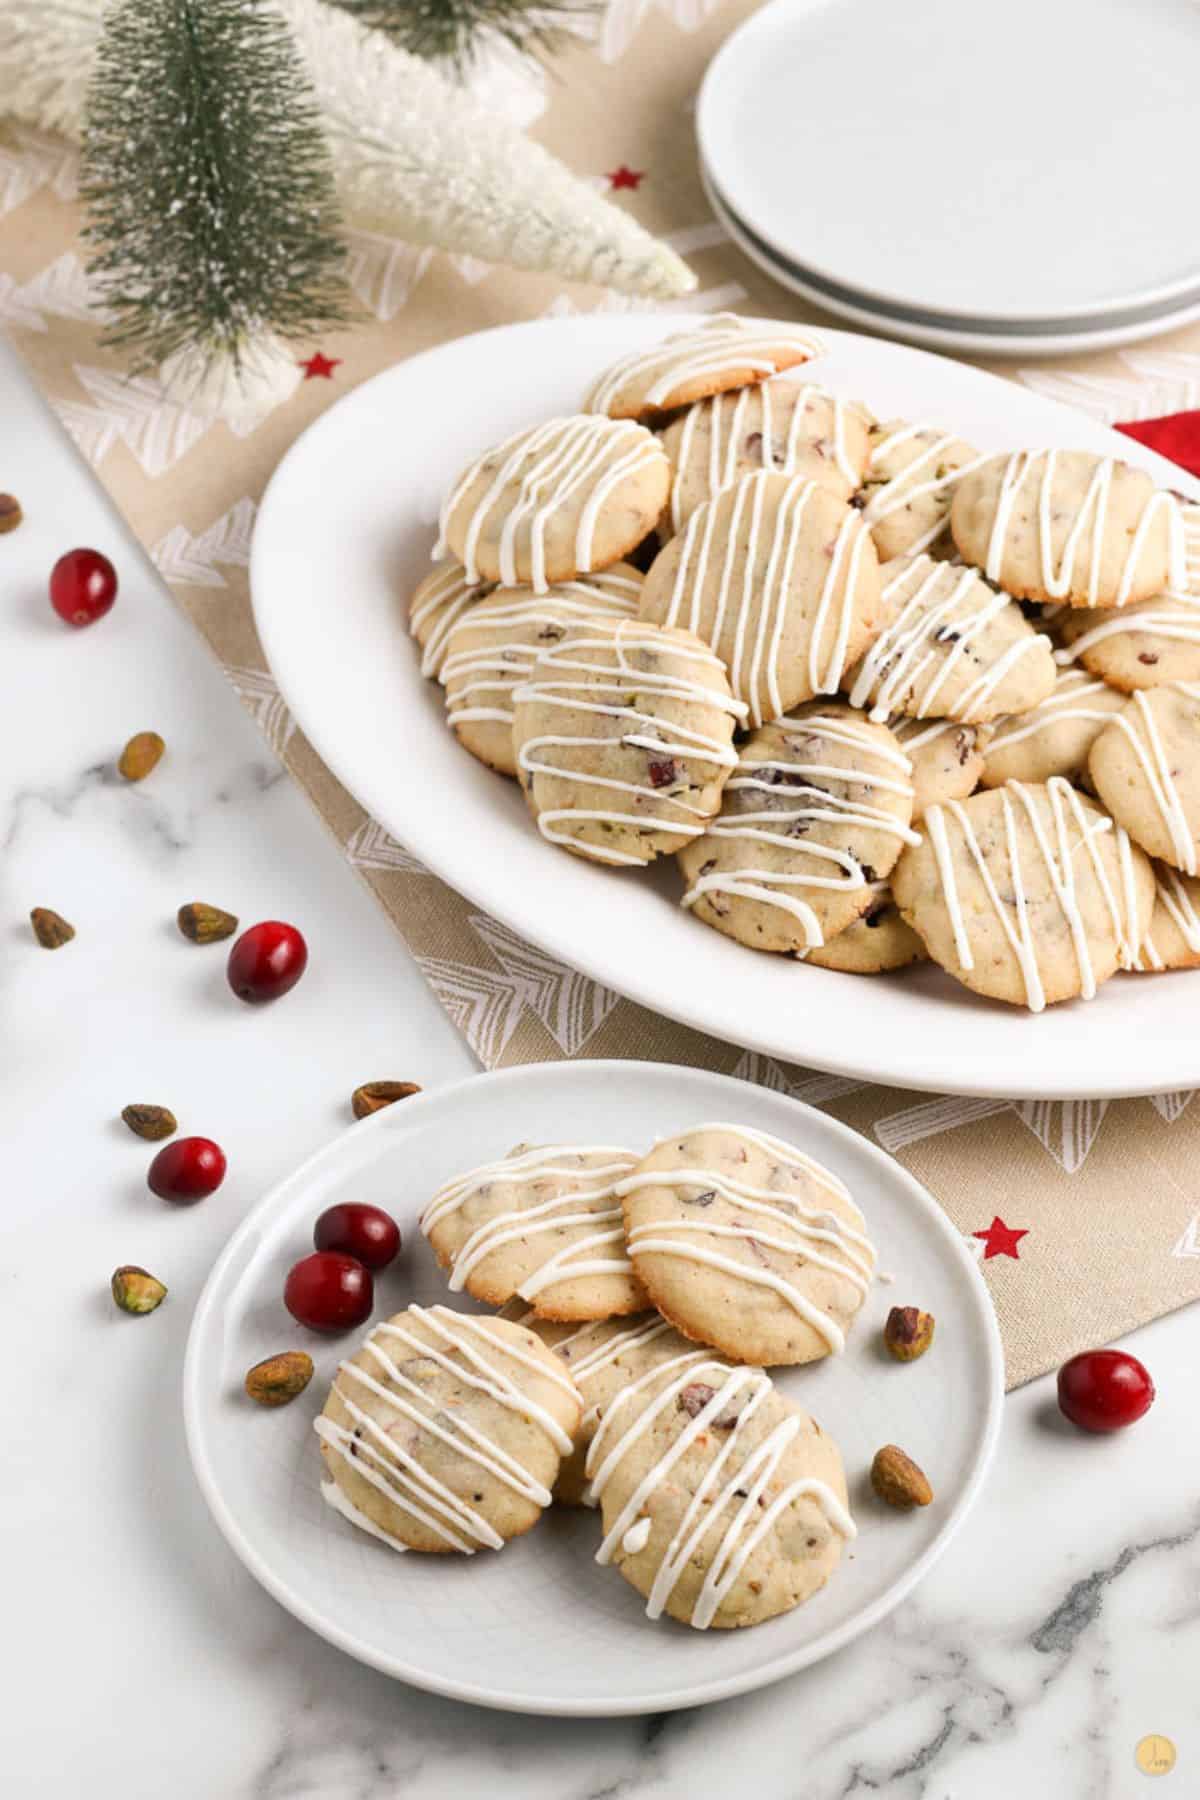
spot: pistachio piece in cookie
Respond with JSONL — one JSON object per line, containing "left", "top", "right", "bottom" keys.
{"left": 616, "top": 1123, "right": 877, "bottom": 1367}
{"left": 584, "top": 313, "right": 823, "bottom": 420}
{"left": 857, "top": 419, "right": 984, "bottom": 562}
{"left": 847, "top": 554, "right": 1056, "bottom": 724}
{"left": 316, "top": 1305, "right": 581, "bottom": 1553}
{"left": 639, "top": 471, "right": 883, "bottom": 725}
{"left": 950, "top": 450, "right": 1185, "bottom": 608}
{"left": 437, "top": 415, "right": 669, "bottom": 592}
{"left": 892, "top": 778, "right": 1155, "bottom": 1010}
{"left": 421, "top": 1144, "right": 647, "bottom": 1320}
{"left": 587, "top": 1357, "right": 854, "bottom": 1629}
{"left": 678, "top": 703, "right": 919, "bottom": 957}
{"left": 1088, "top": 684, "right": 1200, "bottom": 874}
{"left": 441, "top": 566, "right": 641, "bottom": 777}
{"left": 661, "top": 379, "right": 871, "bottom": 534}
{"left": 510, "top": 616, "right": 745, "bottom": 867}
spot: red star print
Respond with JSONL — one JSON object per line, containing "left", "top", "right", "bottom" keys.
{"left": 299, "top": 352, "right": 342, "bottom": 380}
{"left": 606, "top": 165, "right": 645, "bottom": 191}
{"left": 973, "top": 1216, "right": 1029, "bottom": 1261}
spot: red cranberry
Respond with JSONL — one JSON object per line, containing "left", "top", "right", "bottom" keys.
{"left": 1057, "top": 1349, "right": 1155, "bottom": 1434}
{"left": 226, "top": 920, "right": 308, "bottom": 1005}
{"left": 314, "top": 1202, "right": 401, "bottom": 1272}
{"left": 284, "top": 1252, "right": 373, "bottom": 1333}
{"left": 148, "top": 1135, "right": 226, "bottom": 1204}
{"left": 49, "top": 548, "right": 118, "bottom": 628}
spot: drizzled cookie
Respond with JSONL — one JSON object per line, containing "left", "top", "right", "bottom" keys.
{"left": 1056, "top": 589, "right": 1200, "bottom": 691}
{"left": 316, "top": 1305, "right": 581, "bottom": 1553}
{"left": 1130, "top": 864, "right": 1200, "bottom": 972}
{"left": 510, "top": 616, "right": 745, "bottom": 867}
{"left": 639, "top": 471, "right": 884, "bottom": 726}
{"left": 408, "top": 561, "right": 494, "bottom": 680}
{"left": 980, "top": 667, "right": 1126, "bottom": 788}
{"left": 437, "top": 415, "right": 669, "bottom": 591}
{"left": 586, "top": 1356, "right": 854, "bottom": 1630}
{"left": 1088, "top": 684, "right": 1200, "bottom": 874}
{"left": 616, "top": 1123, "right": 877, "bottom": 1366}
{"left": 585, "top": 313, "right": 822, "bottom": 421}
{"left": 857, "top": 418, "right": 985, "bottom": 562}
{"left": 678, "top": 704, "right": 919, "bottom": 956}
{"left": 890, "top": 715, "right": 990, "bottom": 819}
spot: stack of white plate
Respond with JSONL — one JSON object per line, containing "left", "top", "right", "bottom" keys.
{"left": 697, "top": 0, "right": 1200, "bottom": 358}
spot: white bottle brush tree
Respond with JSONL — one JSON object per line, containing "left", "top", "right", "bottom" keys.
{"left": 0, "top": 0, "right": 696, "bottom": 417}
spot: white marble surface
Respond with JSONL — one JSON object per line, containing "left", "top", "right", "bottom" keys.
{"left": 3, "top": 332, "right": 1198, "bottom": 1799}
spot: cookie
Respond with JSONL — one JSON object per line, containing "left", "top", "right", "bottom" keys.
{"left": 511, "top": 1310, "right": 701, "bottom": 1506}
{"left": 678, "top": 704, "right": 919, "bottom": 956}
{"left": 441, "top": 566, "right": 641, "bottom": 776}
{"left": 1129, "top": 864, "right": 1200, "bottom": 972}
{"left": 858, "top": 419, "right": 984, "bottom": 562}
{"left": 586, "top": 1357, "right": 854, "bottom": 1630}
{"left": 1088, "top": 685, "right": 1200, "bottom": 874}
{"left": 805, "top": 882, "right": 928, "bottom": 973}
{"left": 421, "top": 1143, "right": 647, "bottom": 1320}
{"left": 408, "top": 561, "right": 494, "bottom": 680}
{"left": 847, "top": 554, "right": 1056, "bottom": 723}
{"left": 437, "top": 415, "right": 669, "bottom": 592}
{"left": 892, "top": 778, "right": 1154, "bottom": 1010}
{"left": 316, "top": 1305, "right": 581, "bottom": 1554}
{"left": 890, "top": 715, "right": 990, "bottom": 819}
{"left": 639, "top": 471, "right": 884, "bottom": 725}
{"left": 616, "top": 1123, "right": 877, "bottom": 1366}
{"left": 510, "top": 616, "right": 745, "bottom": 867}
{"left": 980, "top": 668, "right": 1126, "bottom": 788}
{"left": 585, "top": 313, "right": 823, "bottom": 421}
{"left": 950, "top": 450, "right": 1185, "bottom": 608}
{"left": 661, "top": 380, "right": 871, "bottom": 536}
{"left": 1056, "top": 589, "right": 1200, "bottom": 691}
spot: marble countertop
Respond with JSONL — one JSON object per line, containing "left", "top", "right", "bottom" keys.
{"left": 3, "top": 333, "right": 1197, "bottom": 1800}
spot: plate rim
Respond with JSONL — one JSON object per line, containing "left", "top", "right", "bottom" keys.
{"left": 696, "top": 0, "right": 1200, "bottom": 326}
{"left": 249, "top": 311, "right": 1200, "bottom": 1102}
{"left": 182, "top": 1058, "right": 1005, "bottom": 1716}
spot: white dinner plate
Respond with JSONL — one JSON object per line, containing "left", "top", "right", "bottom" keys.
{"left": 701, "top": 164, "right": 1200, "bottom": 360}
{"left": 183, "top": 1059, "right": 1003, "bottom": 1715}
{"left": 697, "top": 0, "right": 1200, "bottom": 325}
{"left": 250, "top": 312, "right": 1200, "bottom": 1099}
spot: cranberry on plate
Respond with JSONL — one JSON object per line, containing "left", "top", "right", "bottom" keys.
{"left": 1057, "top": 1349, "right": 1155, "bottom": 1433}
{"left": 284, "top": 1251, "right": 373, "bottom": 1333}
{"left": 226, "top": 920, "right": 308, "bottom": 1005}
{"left": 148, "top": 1135, "right": 226, "bottom": 1204}
{"left": 313, "top": 1202, "right": 401, "bottom": 1272}
{"left": 49, "top": 548, "right": 118, "bottom": 628}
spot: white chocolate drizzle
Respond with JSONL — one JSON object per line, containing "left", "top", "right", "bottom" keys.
{"left": 981, "top": 450, "right": 1186, "bottom": 607}
{"left": 420, "top": 1144, "right": 641, "bottom": 1301}
{"left": 1055, "top": 588, "right": 1200, "bottom": 666}
{"left": 317, "top": 1304, "right": 577, "bottom": 1555}
{"left": 681, "top": 712, "right": 920, "bottom": 948}
{"left": 442, "top": 573, "right": 640, "bottom": 732}
{"left": 585, "top": 1356, "right": 855, "bottom": 1630}
{"left": 862, "top": 422, "right": 989, "bottom": 554}
{"left": 849, "top": 555, "right": 1051, "bottom": 723}
{"left": 922, "top": 777, "right": 1143, "bottom": 1011}
{"left": 657, "top": 471, "right": 873, "bottom": 724}
{"left": 409, "top": 562, "right": 493, "bottom": 679}
{"left": 667, "top": 382, "right": 863, "bottom": 533}
{"left": 585, "top": 313, "right": 823, "bottom": 416}
{"left": 615, "top": 1123, "right": 875, "bottom": 1354}
{"left": 1095, "top": 686, "right": 1200, "bottom": 875}
{"left": 435, "top": 415, "right": 664, "bottom": 593}
{"left": 512, "top": 618, "right": 747, "bottom": 866}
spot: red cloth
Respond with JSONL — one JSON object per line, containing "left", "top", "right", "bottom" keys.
{"left": 1115, "top": 410, "right": 1200, "bottom": 479}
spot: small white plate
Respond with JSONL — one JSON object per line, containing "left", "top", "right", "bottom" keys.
{"left": 250, "top": 313, "right": 1200, "bottom": 1099}
{"left": 183, "top": 1060, "right": 1002, "bottom": 1715}
{"left": 698, "top": 0, "right": 1200, "bottom": 326}
{"left": 702, "top": 164, "right": 1200, "bottom": 360}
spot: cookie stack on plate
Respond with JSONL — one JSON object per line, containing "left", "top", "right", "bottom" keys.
{"left": 410, "top": 314, "right": 1200, "bottom": 1014}
{"left": 317, "top": 1123, "right": 874, "bottom": 1632}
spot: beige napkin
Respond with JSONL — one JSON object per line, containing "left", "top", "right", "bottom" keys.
{"left": 4, "top": 0, "right": 1200, "bottom": 1387}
